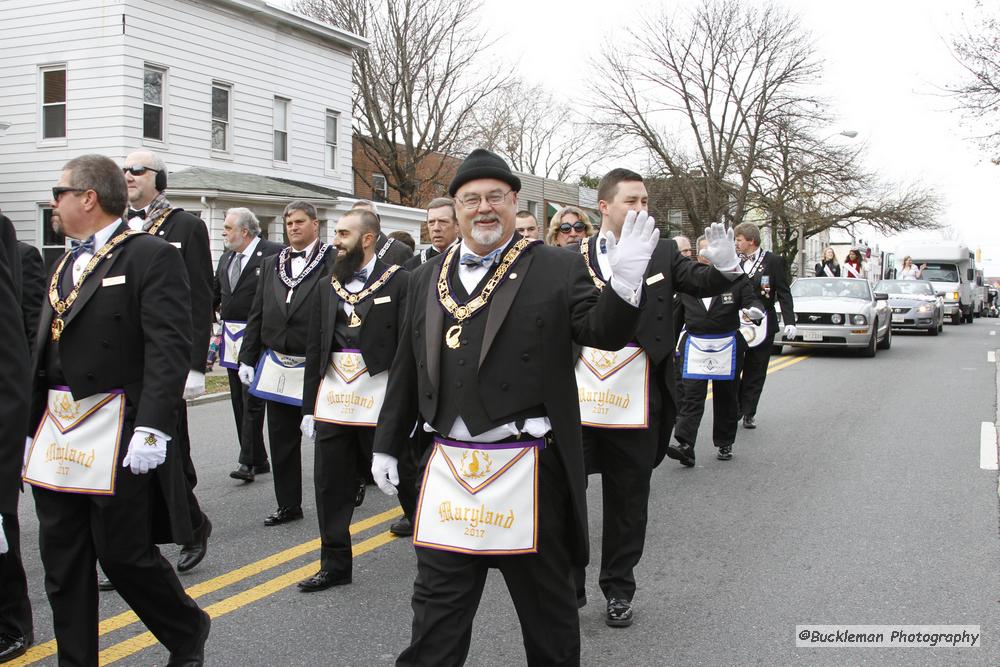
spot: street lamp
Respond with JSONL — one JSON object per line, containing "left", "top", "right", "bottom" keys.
{"left": 796, "top": 129, "right": 858, "bottom": 277}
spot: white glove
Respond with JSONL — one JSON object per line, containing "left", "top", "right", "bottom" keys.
{"left": 183, "top": 370, "right": 206, "bottom": 399}
{"left": 606, "top": 210, "right": 660, "bottom": 291}
{"left": 238, "top": 363, "right": 255, "bottom": 386}
{"left": 0, "top": 515, "right": 7, "bottom": 555}
{"left": 741, "top": 307, "right": 766, "bottom": 322}
{"left": 783, "top": 324, "right": 797, "bottom": 340}
{"left": 300, "top": 415, "right": 316, "bottom": 441}
{"left": 371, "top": 452, "right": 399, "bottom": 496}
{"left": 700, "top": 223, "right": 740, "bottom": 271}
{"left": 122, "top": 429, "right": 168, "bottom": 475}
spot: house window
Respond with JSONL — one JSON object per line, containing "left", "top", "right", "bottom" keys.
{"left": 372, "top": 174, "right": 388, "bottom": 202}
{"left": 212, "top": 82, "right": 231, "bottom": 152}
{"left": 143, "top": 65, "right": 165, "bottom": 141}
{"left": 40, "top": 66, "right": 67, "bottom": 140}
{"left": 325, "top": 110, "right": 339, "bottom": 171}
{"left": 527, "top": 200, "right": 538, "bottom": 218}
{"left": 666, "top": 209, "right": 683, "bottom": 233}
{"left": 40, "top": 207, "right": 65, "bottom": 270}
{"left": 273, "top": 97, "right": 289, "bottom": 162}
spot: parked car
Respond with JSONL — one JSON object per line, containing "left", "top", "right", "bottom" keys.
{"left": 873, "top": 279, "right": 945, "bottom": 335}
{"left": 780, "top": 278, "right": 891, "bottom": 357}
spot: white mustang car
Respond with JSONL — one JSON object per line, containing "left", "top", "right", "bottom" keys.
{"left": 781, "top": 278, "right": 892, "bottom": 357}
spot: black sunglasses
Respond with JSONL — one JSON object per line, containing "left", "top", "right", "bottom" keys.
{"left": 123, "top": 166, "right": 160, "bottom": 176}
{"left": 52, "top": 186, "right": 85, "bottom": 201}
{"left": 558, "top": 222, "right": 586, "bottom": 233}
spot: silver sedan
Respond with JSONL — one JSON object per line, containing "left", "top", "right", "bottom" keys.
{"left": 780, "top": 278, "right": 892, "bottom": 357}
{"left": 874, "top": 279, "right": 944, "bottom": 335}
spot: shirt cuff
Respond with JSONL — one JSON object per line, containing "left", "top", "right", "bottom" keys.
{"left": 134, "top": 426, "right": 172, "bottom": 443}
{"left": 609, "top": 276, "right": 642, "bottom": 307}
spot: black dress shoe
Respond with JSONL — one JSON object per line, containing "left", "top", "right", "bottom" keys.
{"left": 606, "top": 598, "right": 634, "bottom": 627}
{"left": 354, "top": 479, "right": 366, "bottom": 508}
{"left": 166, "top": 610, "right": 210, "bottom": 666}
{"left": 389, "top": 516, "right": 413, "bottom": 537}
{"left": 252, "top": 462, "right": 271, "bottom": 475}
{"left": 742, "top": 415, "right": 756, "bottom": 429}
{"left": 264, "top": 506, "right": 303, "bottom": 526}
{"left": 297, "top": 570, "right": 352, "bottom": 592}
{"left": 666, "top": 441, "right": 695, "bottom": 467}
{"left": 717, "top": 444, "right": 733, "bottom": 461}
{"left": 0, "top": 633, "right": 30, "bottom": 662}
{"left": 229, "top": 464, "right": 254, "bottom": 482}
{"left": 177, "top": 517, "right": 212, "bottom": 573}
{"left": 97, "top": 574, "right": 115, "bottom": 591}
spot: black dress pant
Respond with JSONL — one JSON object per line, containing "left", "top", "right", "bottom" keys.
{"left": 674, "top": 338, "right": 743, "bottom": 449}
{"left": 264, "top": 400, "right": 303, "bottom": 509}
{"left": 175, "top": 401, "right": 207, "bottom": 540}
{"left": 227, "top": 369, "right": 269, "bottom": 467}
{"left": 398, "top": 442, "right": 579, "bottom": 667}
{"left": 577, "top": 382, "right": 662, "bottom": 603}
{"left": 314, "top": 423, "right": 373, "bottom": 574}
{"left": 738, "top": 329, "right": 776, "bottom": 418}
{"left": 32, "top": 479, "right": 206, "bottom": 667}
{"left": 0, "top": 511, "right": 33, "bottom": 642}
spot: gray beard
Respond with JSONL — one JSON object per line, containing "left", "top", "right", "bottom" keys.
{"left": 470, "top": 223, "right": 503, "bottom": 247}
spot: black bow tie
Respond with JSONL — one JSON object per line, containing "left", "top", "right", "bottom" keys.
{"left": 70, "top": 236, "right": 96, "bottom": 258}
{"left": 127, "top": 208, "right": 145, "bottom": 220}
{"left": 289, "top": 250, "right": 307, "bottom": 259}
{"left": 352, "top": 268, "right": 369, "bottom": 283}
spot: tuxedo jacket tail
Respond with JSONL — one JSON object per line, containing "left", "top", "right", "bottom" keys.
{"left": 214, "top": 239, "right": 284, "bottom": 320}
{"left": 373, "top": 241, "right": 641, "bottom": 566}
{"left": 303, "top": 260, "right": 410, "bottom": 415}
{"left": 0, "top": 217, "right": 29, "bottom": 515}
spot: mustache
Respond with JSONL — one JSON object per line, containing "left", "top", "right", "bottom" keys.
{"left": 472, "top": 214, "right": 500, "bottom": 225}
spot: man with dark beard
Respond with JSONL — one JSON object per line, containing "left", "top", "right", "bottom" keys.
{"left": 350, "top": 199, "right": 414, "bottom": 266}
{"left": 297, "top": 209, "right": 410, "bottom": 592}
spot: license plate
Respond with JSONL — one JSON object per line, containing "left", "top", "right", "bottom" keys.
{"left": 892, "top": 314, "right": 905, "bottom": 323}
{"left": 803, "top": 331, "right": 823, "bottom": 342}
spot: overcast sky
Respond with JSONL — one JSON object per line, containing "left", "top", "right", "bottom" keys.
{"left": 476, "top": 0, "right": 1000, "bottom": 259}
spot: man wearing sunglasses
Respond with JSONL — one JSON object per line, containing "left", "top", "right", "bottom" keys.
{"left": 546, "top": 205, "right": 593, "bottom": 247}
{"left": 121, "top": 150, "right": 214, "bottom": 579}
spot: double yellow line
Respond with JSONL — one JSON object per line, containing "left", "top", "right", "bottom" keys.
{"left": 705, "top": 351, "right": 809, "bottom": 400}
{"left": 11, "top": 507, "right": 404, "bottom": 666}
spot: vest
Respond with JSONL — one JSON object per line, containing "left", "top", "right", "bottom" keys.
{"left": 44, "top": 259, "right": 75, "bottom": 387}
{"left": 333, "top": 301, "right": 359, "bottom": 350}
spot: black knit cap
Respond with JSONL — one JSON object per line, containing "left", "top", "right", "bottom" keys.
{"left": 448, "top": 148, "right": 522, "bottom": 196}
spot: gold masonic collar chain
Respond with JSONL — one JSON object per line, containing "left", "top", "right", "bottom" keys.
{"left": 579, "top": 240, "right": 606, "bottom": 290}
{"left": 144, "top": 208, "right": 173, "bottom": 235}
{"left": 48, "top": 229, "right": 143, "bottom": 341}
{"left": 437, "top": 238, "right": 535, "bottom": 349}
{"left": 329, "top": 265, "right": 401, "bottom": 328}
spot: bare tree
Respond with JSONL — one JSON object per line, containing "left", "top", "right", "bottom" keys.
{"left": 948, "top": 2, "right": 1000, "bottom": 163}
{"left": 467, "top": 79, "right": 599, "bottom": 181}
{"left": 295, "top": 0, "right": 510, "bottom": 206}
{"left": 591, "top": 0, "right": 822, "bottom": 228}
{"left": 751, "top": 119, "right": 941, "bottom": 277}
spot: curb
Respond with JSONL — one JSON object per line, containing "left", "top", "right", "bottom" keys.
{"left": 187, "top": 391, "right": 230, "bottom": 407}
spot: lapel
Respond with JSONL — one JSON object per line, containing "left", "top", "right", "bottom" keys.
{"left": 220, "top": 251, "right": 235, "bottom": 295}
{"left": 61, "top": 223, "right": 130, "bottom": 330}
{"left": 424, "top": 269, "right": 443, "bottom": 392}
{"left": 479, "top": 249, "right": 533, "bottom": 368}
{"left": 237, "top": 244, "right": 267, "bottom": 290}
{"left": 354, "top": 260, "right": 388, "bottom": 321}
{"left": 289, "top": 263, "right": 323, "bottom": 316}
{"left": 271, "top": 257, "right": 290, "bottom": 316}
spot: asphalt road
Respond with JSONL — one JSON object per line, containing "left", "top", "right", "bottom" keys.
{"left": 11, "top": 317, "right": 1000, "bottom": 666}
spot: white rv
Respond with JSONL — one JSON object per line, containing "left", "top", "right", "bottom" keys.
{"left": 890, "top": 243, "right": 980, "bottom": 324}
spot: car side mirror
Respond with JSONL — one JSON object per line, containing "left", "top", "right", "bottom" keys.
{"left": 935, "top": 291, "right": 946, "bottom": 298}
{"left": 874, "top": 292, "right": 889, "bottom": 300}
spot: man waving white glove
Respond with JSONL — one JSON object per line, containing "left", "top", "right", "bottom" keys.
{"left": 606, "top": 209, "right": 661, "bottom": 301}
{"left": 122, "top": 428, "right": 168, "bottom": 474}
{"left": 699, "top": 222, "right": 741, "bottom": 272}
{"left": 371, "top": 452, "right": 399, "bottom": 496}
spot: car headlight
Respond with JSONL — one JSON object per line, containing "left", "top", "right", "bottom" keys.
{"left": 952, "top": 291, "right": 960, "bottom": 301}
{"left": 916, "top": 304, "right": 934, "bottom": 313}
{"left": 831, "top": 313, "right": 843, "bottom": 324}
{"left": 851, "top": 314, "right": 867, "bottom": 325}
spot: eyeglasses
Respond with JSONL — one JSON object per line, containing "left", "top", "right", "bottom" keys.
{"left": 558, "top": 222, "right": 587, "bottom": 233}
{"left": 122, "top": 165, "right": 160, "bottom": 177}
{"left": 458, "top": 190, "right": 513, "bottom": 210}
{"left": 52, "top": 187, "right": 85, "bottom": 202}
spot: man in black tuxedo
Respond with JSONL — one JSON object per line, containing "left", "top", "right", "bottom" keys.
{"left": 17, "top": 240, "right": 45, "bottom": 351}
{"left": 733, "top": 223, "right": 797, "bottom": 429}
{"left": 0, "top": 214, "right": 32, "bottom": 663}
{"left": 573, "top": 169, "right": 741, "bottom": 627}
{"left": 123, "top": 150, "right": 213, "bottom": 574}
{"left": 403, "top": 197, "right": 461, "bottom": 270}
{"left": 214, "top": 208, "right": 283, "bottom": 483}
{"left": 26, "top": 154, "right": 208, "bottom": 665}
{"left": 298, "top": 208, "right": 410, "bottom": 592}
{"left": 669, "top": 235, "right": 764, "bottom": 464}
{"left": 371, "top": 149, "right": 660, "bottom": 665}
{"left": 350, "top": 199, "right": 414, "bottom": 266}
{"left": 239, "top": 201, "right": 335, "bottom": 526}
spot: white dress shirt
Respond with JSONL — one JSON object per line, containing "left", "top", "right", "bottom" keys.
{"left": 290, "top": 238, "right": 320, "bottom": 278}
{"left": 71, "top": 219, "right": 121, "bottom": 285}
{"left": 230, "top": 235, "right": 261, "bottom": 282}
{"left": 342, "top": 254, "right": 377, "bottom": 318}
{"left": 741, "top": 248, "right": 763, "bottom": 274}
{"left": 127, "top": 208, "right": 147, "bottom": 231}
